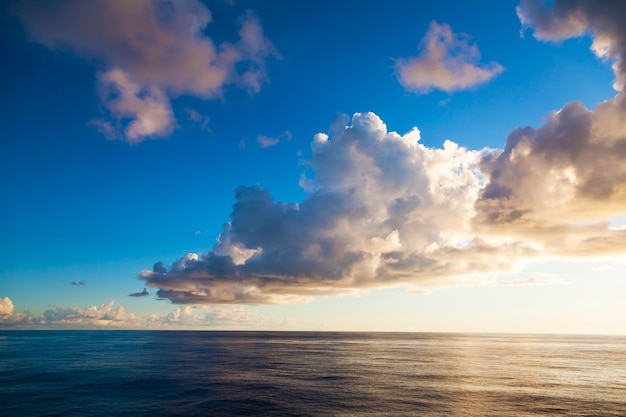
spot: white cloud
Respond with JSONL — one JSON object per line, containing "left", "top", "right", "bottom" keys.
{"left": 395, "top": 21, "right": 504, "bottom": 93}
{"left": 0, "top": 297, "right": 141, "bottom": 328}
{"left": 15, "top": 0, "right": 279, "bottom": 142}
{"left": 141, "top": 87, "right": 626, "bottom": 305}
{"left": 256, "top": 135, "right": 280, "bottom": 148}
{"left": 0, "top": 297, "right": 15, "bottom": 317}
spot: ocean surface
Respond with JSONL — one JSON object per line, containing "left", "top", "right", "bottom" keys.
{"left": 1, "top": 331, "right": 625, "bottom": 416}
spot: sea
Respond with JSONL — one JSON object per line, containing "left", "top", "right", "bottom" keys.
{"left": 1, "top": 331, "right": 625, "bottom": 416}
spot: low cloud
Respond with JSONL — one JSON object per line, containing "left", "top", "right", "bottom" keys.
{"left": 0, "top": 297, "right": 141, "bottom": 328}
{"left": 395, "top": 21, "right": 503, "bottom": 93}
{"left": 0, "top": 296, "right": 272, "bottom": 329}
{"left": 14, "top": 0, "right": 279, "bottom": 142}
{"left": 148, "top": 305, "right": 269, "bottom": 328}
{"left": 71, "top": 280, "right": 86, "bottom": 286}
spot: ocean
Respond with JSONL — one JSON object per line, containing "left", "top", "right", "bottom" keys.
{"left": 1, "top": 331, "right": 624, "bottom": 416}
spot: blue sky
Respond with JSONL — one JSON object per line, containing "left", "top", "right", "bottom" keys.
{"left": 1, "top": 0, "right": 625, "bottom": 333}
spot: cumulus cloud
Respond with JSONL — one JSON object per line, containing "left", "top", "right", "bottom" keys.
{"left": 0, "top": 297, "right": 33, "bottom": 325}
{"left": 517, "top": 0, "right": 626, "bottom": 91}
{"left": 1, "top": 296, "right": 272, "bottom": 329}
{"left": 395, "top": 21, "right": 504, "bottom": 93}
{"left": 476, "top": 0, "right": 626, "bottom": 255}
{"left": 142, "top": 7, "right": 626, "bottom": 308}
{"left": 0, "top": 297, "right": 140, "bottom": 328}
{"left": 14, "top": 0, "right": 278, "bottom": 142}
{"left": 141, "top": 112, "right": 524, "bottom": 305}
{"left": 137, "top": 0, "right": 626, "bottom": 303}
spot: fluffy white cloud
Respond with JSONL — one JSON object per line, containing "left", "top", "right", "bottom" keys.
{"left": 15, "top": 0, "right": 278, "bottom": 142}
{"left": 0, "top": 297, "right": 33, "bottom": 325}
{"left": 0, "top": 297, "right": 140, "bottom": 328}
{"left": 395, "top": 21, "right": 503, "bottom": 93}
{"left": 141, "top": 111, "right": 519, "bottom": 305}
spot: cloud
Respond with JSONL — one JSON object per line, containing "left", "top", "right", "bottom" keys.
{"left": 256, "top": 130, "right": 291, "bottom": 148}
{"left": 141, "top": 112, "right": 518, "bottom": 305}
{"left": 186, "top": 108, "right": 211, "bottom": 132}
{"left": 395, "top": 21, "right": 504, "bottom": 93}
{"left": 129, "top": 288, "right": 149, "bottom": 298}
{"left": 147, "top": 305, "right": 269, "bottom": 328}
{"left": 14, "top": 0, "right": 278, "bottom": 142}
{"left": 71, "top": 280, "right": 86, "bottom": 286}
{"left": 0, "top": 297, "right": 140, "bottom": 328}
{"left": 497, "top": 273, "right": 563, "bottom": 287}
{"left": 256, "top": 135, "right": 280, "bottom": 148}
{"left": 141, "top": 84, "right": 626, "bottom": 306}
{"left": 476, "top": 0, "right": 626, "bottom": 255}
{"left": 517, "top": 0, "right": 626, "bottom": 91}
{"left": 0, "top": 296, "right": 272, "bottom": 329}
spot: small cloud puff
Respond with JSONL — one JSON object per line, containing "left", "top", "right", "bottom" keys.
{"left": 71, "top": 280, "right": 86, "bottom": 286}
{"left": 256, "top": 130, "right": 292, "bottom": 148}
{"left": 395, "top": 21, "right": 503, "bottom": 93}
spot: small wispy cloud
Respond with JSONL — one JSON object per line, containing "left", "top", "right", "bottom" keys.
{"left": 186, "top": 108, "right": 211, "bottom": 132}
{"left": 395, "top": 21, "right": 503, "bottom": 93}
{"left": 256, "top": 130, "right": 291, "bottom": 148}
{"left": 129, "top": 288, "right": 150, "bottom": 298}
{"left": 71, "top": 280, "right": 86, "bottom": 286}
{"left": 497, "top": 274, "right": 564, "bottom": 287}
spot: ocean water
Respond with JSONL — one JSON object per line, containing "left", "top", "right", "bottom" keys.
{"left": 1, "top": 331, "right": 625, "bottom": 416}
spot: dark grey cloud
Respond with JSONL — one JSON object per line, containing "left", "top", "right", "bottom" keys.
{"left": 129, "top": 288, "right": 149, "bottom": 298}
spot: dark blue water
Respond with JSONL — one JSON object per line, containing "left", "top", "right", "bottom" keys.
{"left": 1, "top": 331, "right": 625, "bottom": 416}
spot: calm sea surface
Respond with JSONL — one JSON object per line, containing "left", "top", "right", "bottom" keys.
{"left": 1, "top": 331, "right": 625, "bottom": 416}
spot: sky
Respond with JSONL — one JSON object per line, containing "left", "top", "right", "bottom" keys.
{"left": 1, "top": 0, "right": 625, "bottom": 334}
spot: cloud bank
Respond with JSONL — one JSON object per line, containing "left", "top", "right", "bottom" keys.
{"left": 0, "top": 296, "right": 273, "bottom": 329}
{"left": 14, "top": 0, "right": 278, "bottom": 143}
{"left": 0, "top": 297, "right": 140, "bottom": 328}
{"left": 140, "top": 1, "right": 626, "bottom": 306}
{"left": 395, "top": 21, "right": 504, "bottom": 93}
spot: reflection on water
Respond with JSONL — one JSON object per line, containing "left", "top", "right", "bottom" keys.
{"left": 1, "top": 331, "right": 625, "bottom": 416}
